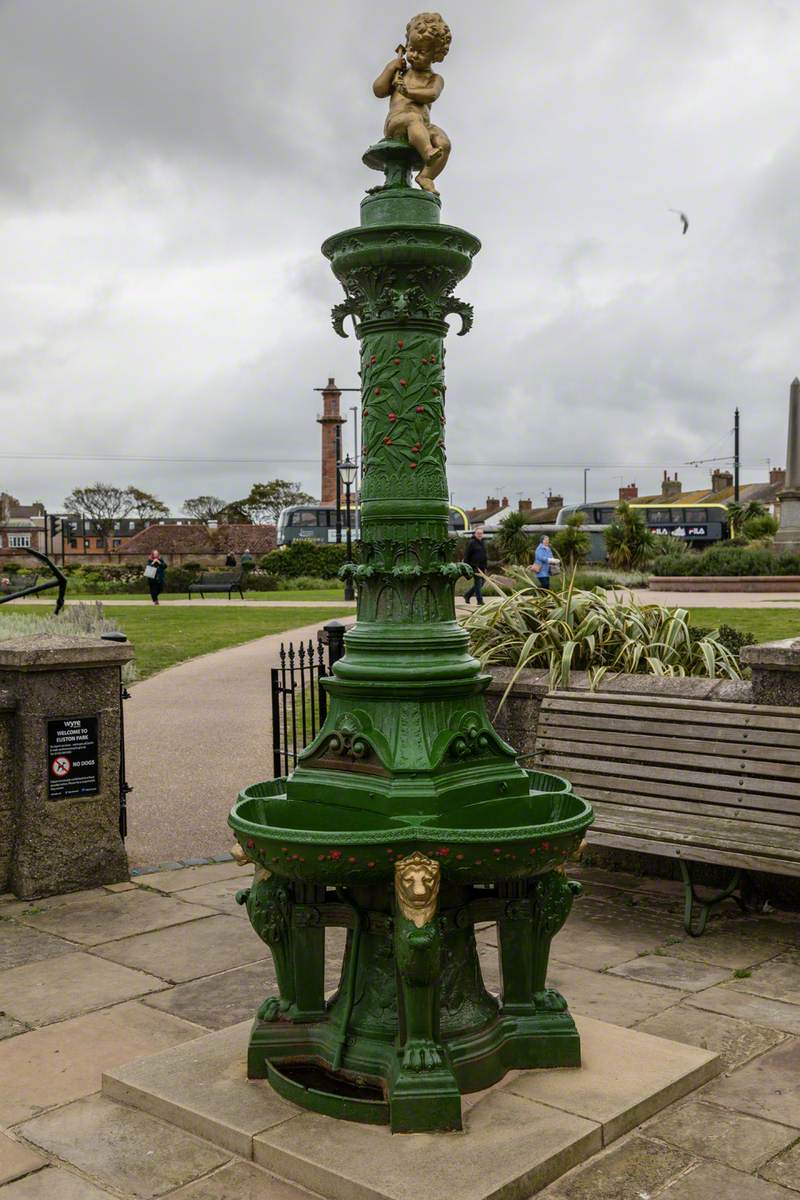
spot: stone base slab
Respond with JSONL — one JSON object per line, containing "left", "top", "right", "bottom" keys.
{"left": 102, "top": 1016, "right": 719, "bottom": 1200}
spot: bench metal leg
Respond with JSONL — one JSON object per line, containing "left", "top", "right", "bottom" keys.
{"left": 679, "top": 860, "right": 741, "bottom": 937}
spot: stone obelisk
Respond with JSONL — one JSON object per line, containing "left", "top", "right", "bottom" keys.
{"left": 775, "top": 378, "right": 800, "bottom": 552}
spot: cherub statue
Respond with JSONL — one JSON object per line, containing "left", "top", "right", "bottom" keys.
{"left": 394, "top": 852, "right": 443, "bottom": 1071}
{"left": 373, "top": 13, "right": 452, "bottom": 194}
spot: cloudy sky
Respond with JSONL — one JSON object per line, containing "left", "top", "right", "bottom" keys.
{"left": 1, "top": 0, "right": 798, "bottom": 516}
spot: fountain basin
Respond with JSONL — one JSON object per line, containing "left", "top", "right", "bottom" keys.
{"left": 229, "top": 769, "right": 593, "bottom": 885}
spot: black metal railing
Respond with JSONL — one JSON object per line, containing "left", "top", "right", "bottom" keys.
{"left": 271, "top": 621, "right": 347, "bottom": 778}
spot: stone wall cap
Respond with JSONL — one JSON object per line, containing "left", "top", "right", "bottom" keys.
{"left": 0, "top": 635, "right": 134, "bottom": 670}
{"left": 741, "top": 638, "right": 800, "bottom": 670}
{"left": 486, "top": 666, "right": 751, "bottom": 701}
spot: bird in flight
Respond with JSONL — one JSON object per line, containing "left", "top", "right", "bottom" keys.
{"left": 669, "top": 209, "right": 689, "bottom": 235}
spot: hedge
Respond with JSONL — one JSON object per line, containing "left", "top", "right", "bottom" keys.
{"left": 260, "top": 542, "right": 350, "bottom": 578}
{"left": 651, "top": 545, "right": 800, "bottom": 577}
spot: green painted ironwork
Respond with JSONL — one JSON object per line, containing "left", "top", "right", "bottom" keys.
{"left": 229, "top": 138, "right": 594, "bottom": 1132}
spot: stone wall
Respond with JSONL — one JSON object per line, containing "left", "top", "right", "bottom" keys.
{"left": 0, "top": 692, "right": 16, "bottom": 891}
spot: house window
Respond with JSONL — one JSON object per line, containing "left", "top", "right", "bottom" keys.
{"left": 9, "top": 535, "right": 31, "bottom": 548}
{"left": 84, "top": 539, "right": 91, "bottom": 550}
{"left": 112, "top": 538, "right": 121, "bottom": 547}
{"left": 69, "top": 540, "right": 78, "bottom": 549}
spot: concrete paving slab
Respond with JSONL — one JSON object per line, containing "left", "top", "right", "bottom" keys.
{"left": 727, "top": 950, "right": 800, "bottom": 1007}
{"left": 687, "top": 986, "right": 800, "bottom": 1035}
{"left": 0, "top": 889, "right": 123, "bottom": 920}
{"left": 551, "top": 900, "right": 681, "bottom": 970}
{"left": 103, "top": 881, "right": 137, "bottom": 892}
{"left": 0, "top": 1001, "right": 201, "bottom": 1127}
{"left": 0, "top": 952, "right": 168, "bottom": 1026}
{"left": 607, "top": 953, "right": 731, "bottom": 992}
{"left": 541, "top": 1135, "right": 694, "bottom": 1199}
{"left": 668, "top": 926, "right": 792, "bottom": 970}
{"left": 102, "top": 1022, "right": 297, "bottom": 1158}
{"left": 253, "top": 1091, "right": 601, "bottom": 1200}
{"left": 177, "top": 878, "right": 250, "bottom": 919}
{"left": 142, "top": 961, "right": 276, "bottom": 1030}
{"left": 504, "top": 1015, "right": 720, "bottom": 1144}
{"left": 14, "top": 890, "right": 218, "bottom": 947}
{"left": 17, "top": 1095, "right": 230, "bottom": 1199}
{"left": 761, "top": 1142, "right": 800, "bottom": 1192}
{"left": 92, "top": 915, "right": 268, "bottom": 983}
{"left": 702, "top": 1037, "right": 800, "bottom": 1128}
{"left": 646, "top": 1099, "right": 797, "bottom": 1172}
{"left": 0, "top": 1017, "right": 29, "bottom": 1042}
{"left": 0, "top": 1133, "right": 44, "bottom": 1186}
{"left": 140, "top": 863, "right": 245, "bottom": 893}
{"left": 655, "top": 1160, "right": 797, "bottom": 1198}
{"left": 0, "top": 925, "right": 76, "bottom": 971}
{"left": 547, "top": 960, "right": 685, "bottom": 1027}
{"left": 635, "top": 1003, "right": 785, "bottom": 1071}
{"left": 0, "top": 1166, "right": 117, "bottom": 1198}
{"left": 162, "top": 1160, "right": 317, "bottom": 1199}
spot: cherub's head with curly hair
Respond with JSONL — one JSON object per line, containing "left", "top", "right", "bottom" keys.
{"left": 405, "top": 12, "right": 451, "bottom": 67}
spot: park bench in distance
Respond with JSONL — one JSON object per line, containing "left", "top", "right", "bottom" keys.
{"left": 533, "top": 690, "right": 800, "bottom": 935}
{"left": 1, "top": 573, "right": 39, "bottom": 594}
{"left": 187, "top": 570, "right": 245, "bottom": 600}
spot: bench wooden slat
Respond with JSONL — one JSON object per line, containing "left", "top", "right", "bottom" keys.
{"left": 563, "top": 773, "right": 800, "bottom": 825}
{"left": 538, "top": 736, "right": 800, "bottom": 783}
{"left": 545, "top": 692, "right": 800, "bottom": 731}
{"left": 538, "top": 722, "right": 800, "bottom": 764}
{"left": 588, "top": 829, "right": 800, "bottom": 878}
{"left": 588, "top": 800, "right": 800, "bottom": 858}
{"left": 537, "top": 711, "right": 800, "bottom": 750}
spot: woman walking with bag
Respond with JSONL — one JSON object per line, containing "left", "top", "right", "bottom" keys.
{"left": 144, "top": 550, "right": 167, "bottom": 605}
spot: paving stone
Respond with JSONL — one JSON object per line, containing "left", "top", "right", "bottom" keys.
{"left": 103, "top": 1022, "right": 299, "bottom": 1157}
{"left": 143, "top": 961, "right": 276, "bottom": 1030}
{"left": 13, "top": 890, "right": 218, "bottom": 946}
{"left": 668, "top": 926, "right": 792, "bottom": 970}
{"left": 761, "top": 1141, "right": 800, "bottom": 1192}
{"left": 551, "top": 900, "right": 682, "bottom": 971}
{"left": 636, "top": 1003, "right": 785, "bottom": 1070}
{"left": 0, "top": 1016, "right": 28, "bottom": 1041}
{"left": 0, "top": 889, "right": 107, "bottom": 919}
{"left": 703, "top": 1037, "right": 800, "bottom": 1128}
{"left": 0, "top": 925, "right": 76, "bottom": 971}
{"left": 607, "top": 953, "right": 730, "bottom": 992}
{"left": 530, "top": 1135, "right": 693, "bottom": 1200}
{"left": 162, "top": 1160, "right": 317, "bottom": 1198}
{"left": 657, "top": 1160, "right": 797, "bottom": 1198}
{"left": 0, "top": 952, "right": 168, "bottom": 1026}
{"left": 0, "top": 1133, "right": 44, "bottom": 1186}
{"left": 647, "top": 1100, "right": 797, "bottom": 1172}
{"left": 177, "top": 878, "right": 249, "bottom": 918}
{"left": 728, "top": 951, "right": 800, "bottom": 1007}
{"left": 92, "top": 915, "right": 267, "bottom": 983}
{"left": 547, "top": 960, "right": 685, "bottom": 1027}
{"left": 0, "top": 1166, "right": 117, "bottom": 1198}
{"left": 140, "top": 862, "right": 247, "bottom": 893}
{"left": 103, "top": 882, "right": 137, "bottom": 892}
{"left": 18, "top": 1095, "right": 230, "bottom": 1199}
{"left": 254, "top": 1091, "right": 601, "bottom": 1200}
{"left": 504, "top": 1015, "right": 719, "bottom": 1143}
{"left": 688, "top": 986, "right": 800, "bottom": 1035}
{"left": 0, "top": 1000, "right": 201, "bottom": 1127}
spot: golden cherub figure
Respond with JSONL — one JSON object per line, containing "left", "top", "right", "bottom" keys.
{"left": 373, "top": 12, "right": 452, "bottom": 194}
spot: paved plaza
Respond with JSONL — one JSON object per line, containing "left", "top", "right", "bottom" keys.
{"left": 2, "top": 862, "right": 800, "bottom": 1197}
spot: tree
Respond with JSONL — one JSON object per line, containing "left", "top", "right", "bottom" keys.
{"left": 604, "top": 501, "right": 656, "bottom": 569}
{"left": 494, "top": 510, "right": 533, "bottom": 566}
{"left": 127, "top": 486, "right": 170, "bottom": 521}
{"left": 241, "top": 480, "right": 316, "bottom": 524}
{"left": 742, "top": 512, "right": 778, "bottom": 541}
{"left": 64, "top": 483, "right": 134, "bottom": 535}
{"left": 183, "top": 496, "right": 226, "bottom": 526}
{"left": 551, "top": 511, "right": 591, "bottom": 568}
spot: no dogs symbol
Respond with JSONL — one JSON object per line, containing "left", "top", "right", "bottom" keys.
{"left": 51, "top": 755, "right": 72, "bottom": 778}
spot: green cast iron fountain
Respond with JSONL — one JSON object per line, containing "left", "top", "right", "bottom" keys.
{"left": 229, "top": 14, "right": 593, "bottom": 1133}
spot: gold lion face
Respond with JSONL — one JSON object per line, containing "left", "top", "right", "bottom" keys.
{"left": 395, "top": 852, "right": 441, "bottom": 928}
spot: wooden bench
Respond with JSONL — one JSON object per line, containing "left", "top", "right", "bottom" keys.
{"left": 187, "top": 571, "right": 244, "bottom": 600}
{"left": 533, "top": 690, "right": 800, "bottom": 934}
{"left": 1, "top": 573, "right": 39, "bottom": 594}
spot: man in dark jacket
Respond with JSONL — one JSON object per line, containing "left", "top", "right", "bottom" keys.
{"left": 463, "top": 526, "right": 488, "bottom": 605}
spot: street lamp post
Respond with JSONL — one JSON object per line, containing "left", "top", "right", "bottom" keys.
{"left": 337, "top": 454, "right": 357, "bottom": 601}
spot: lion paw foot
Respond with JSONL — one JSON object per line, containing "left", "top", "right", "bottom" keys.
{"left": 403, "top": 1039, "right": 442, "bottom": 1072}
{"left": 257, "top": 997, "right": 285, "bottom": 1022}
{"left": 534, "top": 989, "right": 568, "bottom": 1012}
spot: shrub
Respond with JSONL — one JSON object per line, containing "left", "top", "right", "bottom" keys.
{"left": 604, "top": 502, "right": 656, "bottom": 569}
{"left": 0, "top": 603, "right": 136, "bottom": 681}
{"left": 462, "top": 567, "right": 742, "bottom": 702}
{"left": 690, "top": 622, "right": 757, "bottom": 668}
{"left": 260, "top": 542, "right": 350, "bottom": 579}
{"left": 493, "top": 511, "right": 533, "bottom": 566}
{"left": 275, "top": 575, "right": 341, "bottom": 590}
{"left": 742, "top": 514, "right": 779, "bottom": 540}
{"left": 551, "top": 512, "right": 591, "bottom": 568}
{"left": 651, "top": 544, "right": 800, "bottom": 577}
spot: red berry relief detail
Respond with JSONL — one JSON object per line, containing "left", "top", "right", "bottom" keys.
{"left": 348, "top": 856, "right": 357, "bottom": 864}
{"left": 367, "top": 861, "right": 375, "bottom": 868}
{"left": 529, "top": 847, "right": 537, "bottom": 855}
{"left": 432, "top": 387, "right": 439, "bottom": 394}
{"left": 383, "top": 437, "right": 393, "bottom": 445}
{"left": 542, "top": 841, "right": 550, "bottom": 849}
{"left": 363, "top": 408, "right": 369, "bottom": 416}
{"left": 430, "top": 355, "right": 437, "bottom": 363}
{"left": 475, "top": 859, "right": 482, "bottom": 866}
{"left": 388, "top": 412, "right": 397, "bottom": 421}
{"left": 318, "top": 854, "right": 326, "bottom": 861}
{"left": 437, "top": 847, "right": 450, "bottom": 856}
{"left": 421, "top": 357, "right": 428, "bottom": 364}
{"left": 409, "top": 462, "right": 417, "bottom": 469}
{"left": 399, "top": 378, "right": 407, "bottom": 386}
{"left": 246, "top": 839, "right": 254, "bottom": 848}
{"left": 370, "top": 355, "right": 376, "bottom": 363}
{"left": 415, "top": 405, "right": 425, "bottom": 412}
{"left": 375, "top": 387, "right": 381, "bottom": 395}
{"left": 397, "top": 339, "right": 404, "bottom": 347}
{"left": 493, "top": 847, "right": 502, "bottom": 855}
{"left": 329, "top": 850, "right": 342, "bottom": 860}
{"left": 393, "top": 358, "right": 400, "bottom": 365}
{"left": 456, "top": 853, "right": 464, "bottom": 860}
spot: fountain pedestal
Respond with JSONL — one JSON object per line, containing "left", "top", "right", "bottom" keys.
{"left": 229, "top": 140, "right": 593, "bottom": 1132}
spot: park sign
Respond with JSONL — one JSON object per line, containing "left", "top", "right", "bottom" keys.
{"left": 47, "top": 716, "right": 99, "bottom": 799}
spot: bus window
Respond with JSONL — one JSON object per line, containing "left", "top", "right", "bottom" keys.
{"left": 596, "top": 508, "right": 615, "bottom": 525}
{"left": 683, "top": 509, "right": 707, "bottom": 524}
{"left": 291, "top": 510, "right": 319, "bottom": 526}
{"left": 646, "top": 509, "right": 673, "bottom": 525}
{"left": 449, "top": 510, "right": 466, "bottom": 531}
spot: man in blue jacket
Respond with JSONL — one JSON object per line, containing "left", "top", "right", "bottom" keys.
{"left": 533, "top": 535, "right": 556, "bottom": 589}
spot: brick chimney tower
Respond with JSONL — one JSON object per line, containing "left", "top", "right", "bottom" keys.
{"left": 661, "top": 470, "right": 682, "bottom": 500}
{"left": 546, "top": 491, "right": 564, "bottom": 511}
{"left": 619, "top": 482, "right": 638, "bottom": 501}
{"left": 770, "top": 467, "right": 786, "bottom": 489}
{"left": 710, "top": 468, "right": 733, "bottom": 494}
{"left": 316, "top": 378, "right": 347, "bottom": 505}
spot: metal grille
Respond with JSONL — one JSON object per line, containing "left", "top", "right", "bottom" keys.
{"left": 271, "top": 638, "right": 330, "bottom": 778}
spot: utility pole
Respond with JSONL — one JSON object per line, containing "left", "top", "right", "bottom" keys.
{"left": 583, "top": 467, "right": 590, "bottom": 505}
{"left": 335, "top": 422, "right": 342, "bottom": 543}
{"left": 734, "top": 408, "right": 740, "bottom": 503}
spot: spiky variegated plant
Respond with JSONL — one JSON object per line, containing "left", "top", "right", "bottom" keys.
{"left": 462, "top": 568, "right": 742, "bottom": 706}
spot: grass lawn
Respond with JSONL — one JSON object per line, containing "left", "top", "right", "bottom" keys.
{"left": 44, "top": 588, "right": 352, "bottom": 604}
{"left": 690, "top": 608, "right": 800, "bottom": 643}
{"left": 12, "top": 604, "right": 352, "bottom": 681}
